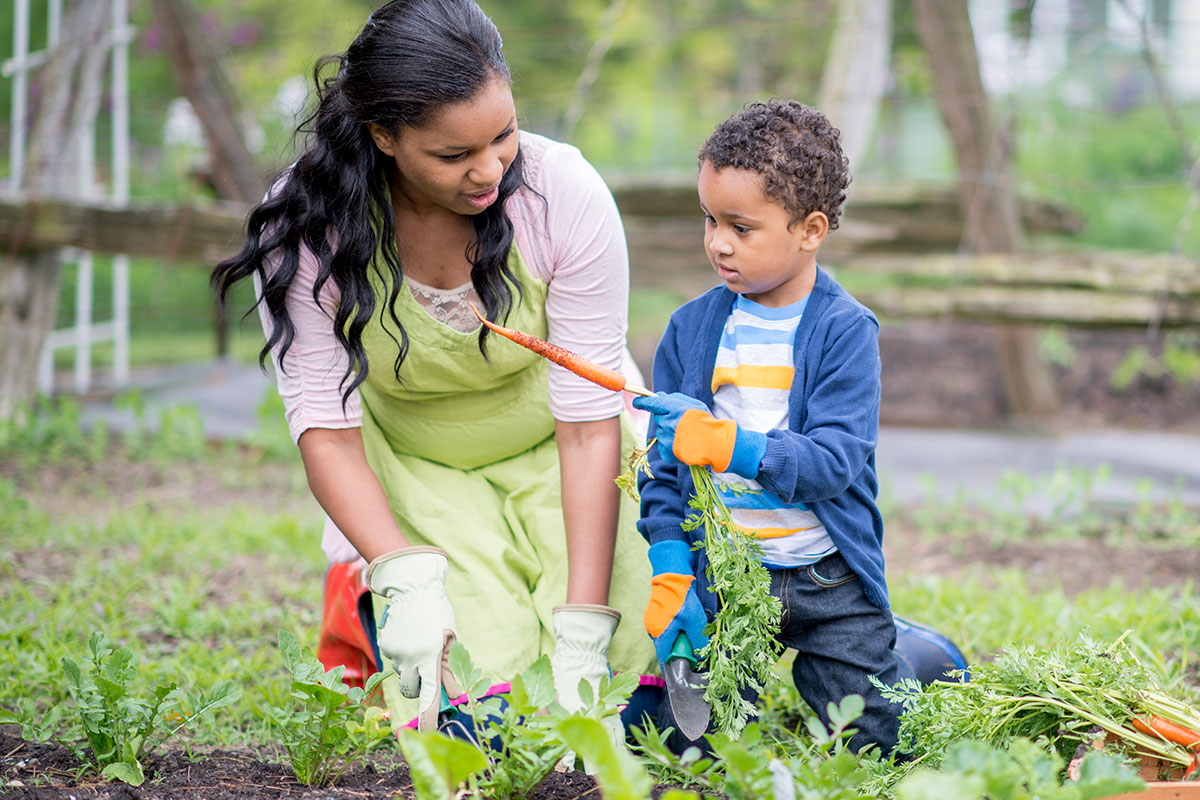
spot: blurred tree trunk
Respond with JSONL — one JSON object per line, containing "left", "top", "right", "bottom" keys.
{"left": 154, "top": 0, "right": 265, "bottom": 357}
{"left": 818, "top": 0, "right": 891, "bottom": 168}
{"left": 0, "top": 0, "right": 113, "bottom": 419}
{"left": 912, "top": 0, "right": 1060, "bottom": 425}
{"left": 154, "top": 0, "right": 264, "bottom": 205}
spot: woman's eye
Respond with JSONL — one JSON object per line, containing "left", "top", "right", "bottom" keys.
{"left": 702, "top": 214, "right": 715, "bottom": 224}
{"left": 733, "top": 224, "right": 750, "bottom": 234}
{"left": 494, "top": 128, "right": 514, "bottom": 143}
{"left": 440, "top": 152, "right": 468, "bottom": 162}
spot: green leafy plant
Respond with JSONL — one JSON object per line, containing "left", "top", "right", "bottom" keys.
{"left": 265, "top": 630, "right": 390, "bottom": 787}
{"left": 686, "top": 464, "right": 784, "bottom": 736}
{"left": 634, "top": 696, "right": 881, "bottom": 800}
{"left": 397, "top": 643, "right": 638, "bottom": 799}
{"left": 395, "top": 727, "right": 487, "bottom": 800}
{"left": 0, "top": 632, "right": 242, "bottom": 785}
{"left": 881, "top": 631, "right": 1200, "bottom": 770}
{"left": 895, "top": 737, "right": 1143, "bottom": 800}
{"left": 556, "top": 716, "right": 654, "bottom": 800}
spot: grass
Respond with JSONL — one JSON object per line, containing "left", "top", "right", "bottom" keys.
{"left": 2, "top": 401, "right": 1197, "bottom": 754}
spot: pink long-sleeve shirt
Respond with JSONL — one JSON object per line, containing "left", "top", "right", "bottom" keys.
{"left": 257, "top": 131, "right": 638, "bottom": 446}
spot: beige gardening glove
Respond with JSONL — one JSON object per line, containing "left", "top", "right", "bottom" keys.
{"left": 366, "top": 546, "right": 458, "bottom": 732}
{"left": 550, "top": 604, "right": 625, "bottom": 770}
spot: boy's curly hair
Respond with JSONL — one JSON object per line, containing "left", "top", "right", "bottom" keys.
{"left": 698, "top": 100, "right": 850, "bottom": 230}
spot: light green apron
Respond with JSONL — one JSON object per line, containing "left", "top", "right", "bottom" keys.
{"left": 356, "top": 246, "right": 655, "bottom": 723}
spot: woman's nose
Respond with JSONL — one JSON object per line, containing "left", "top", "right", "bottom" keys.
{"left": 469, "top": 156, "right": 503, "bottom": 187}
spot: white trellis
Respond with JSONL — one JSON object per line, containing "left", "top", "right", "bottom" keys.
{"left": 3, "top": 0, "right": 135, "bottom": 395}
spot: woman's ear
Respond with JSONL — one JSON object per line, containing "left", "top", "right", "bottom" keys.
{"left": 367, "top": 123, "right": 397, "bottom": 157}
{"left": 796, "top": 211, "right": 829, "bottom": 252}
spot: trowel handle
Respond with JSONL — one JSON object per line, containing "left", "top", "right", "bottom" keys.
{"left": 669, "top": 632, "right": 699, "bottom": 666}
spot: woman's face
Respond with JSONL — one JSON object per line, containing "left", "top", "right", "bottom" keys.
{"left": 369, "top": 76, "right": 519, "bottom": 216}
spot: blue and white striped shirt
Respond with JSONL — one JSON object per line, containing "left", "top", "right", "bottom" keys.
{"left": 710, "top": 294, "right": 836, "bottom": 568}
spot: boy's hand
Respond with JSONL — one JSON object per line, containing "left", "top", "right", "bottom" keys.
{"left": 633, "top": 392, "right": 767, "bottom": 479}
{"left": 643, "top": 540, "right": 710, "bottom": 667}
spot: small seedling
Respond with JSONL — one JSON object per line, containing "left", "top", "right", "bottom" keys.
{"left": 265, "top": 630, "right": 390, "bottom": 787}
{"left": 5, "top": 632, "right": 241, "bottom": 785}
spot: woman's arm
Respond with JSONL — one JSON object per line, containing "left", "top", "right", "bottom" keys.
{"left": 554, "top": 416, "right": 621, "bottom": 605}
{"left": 298, "top": 427, "right": 409, "bottom": 562}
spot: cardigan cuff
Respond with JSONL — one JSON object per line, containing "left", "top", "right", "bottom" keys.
{"left": 635, "top": 517, "right": 689, "bottom": 546}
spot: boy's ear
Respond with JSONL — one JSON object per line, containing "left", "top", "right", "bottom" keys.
{"left": 794, "top": 211, "right": 829, "bottom": 252}
{"left": 367, "top": 123, "right": 397, "bottom": 157}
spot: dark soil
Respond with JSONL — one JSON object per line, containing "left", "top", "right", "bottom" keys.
{"left": 5, "top": 321, "right": 1198, "bottom": 799}
{"left": 0, "top": 731, "right": 606, "bottom": 799}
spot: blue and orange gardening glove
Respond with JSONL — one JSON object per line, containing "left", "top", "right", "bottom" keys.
{"left": 633, "top": 392, "right": 768, "bottom": 479}
{"left": 643, "top": 540, "right": 710, "bottom": 668}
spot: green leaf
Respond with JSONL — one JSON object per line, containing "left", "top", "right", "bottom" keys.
{"left": 277, "top": 630, "right": 304, "bottom": 673}
{"left": 897, "top": 770, "right": 986, "bottom": 800}
{"left": 0, "top": 710, "right": 18, "bottom": 725}
{"left": 102, "top": 760, "right": 145, "bottom": 786}
{"left": 1076, "top": 752, "right": 1144, "bottom": 800}
{"left": 555, "top": 717, "right": 652, "bottom": 800}
{"left": 447, "top": 641, "right": 488, "bottom": 699}
{"left": 396, "top": 728, "right": 486, "bottom": 800}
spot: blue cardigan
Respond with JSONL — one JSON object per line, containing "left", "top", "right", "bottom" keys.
{"left": 636, "top": 268, "right": 889, "bottom": 610}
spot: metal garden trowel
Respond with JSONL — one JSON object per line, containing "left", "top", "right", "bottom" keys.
{"left": 663, "top": 632, "right": 711, "bottom": 741}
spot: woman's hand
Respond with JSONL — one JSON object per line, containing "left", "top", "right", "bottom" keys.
{"left": 367, "top": 547, "right": 458, "bottom": 732}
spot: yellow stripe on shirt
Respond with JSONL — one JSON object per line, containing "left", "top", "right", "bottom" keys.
{"left": 711, "top": 365, "right": 795, "bottom": 392}
{"left": 732, "top": 523, "right": 821, "bottom": 539}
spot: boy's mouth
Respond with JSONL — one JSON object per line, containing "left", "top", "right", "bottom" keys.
{"left": 714, "top": 262, "right": 738, "bottom": 280}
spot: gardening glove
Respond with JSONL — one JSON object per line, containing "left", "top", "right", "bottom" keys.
{"left": 643, "top": 540, "right": 710, "bottom": 668}
{"left": 550, "top": 604, "right": 625, "bottom": 766}
{"left": 366, "top": 546, "right": 458, "bottom": 732}
{"left": 633, "top": 392, "right": 767, "bottom": 479}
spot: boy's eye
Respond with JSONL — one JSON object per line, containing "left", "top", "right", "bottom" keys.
{"left": 733, "top": 224, "right": 750, "bottom": 234}
{"left": 702, "top": 214, "right": 715, "bottom": 225}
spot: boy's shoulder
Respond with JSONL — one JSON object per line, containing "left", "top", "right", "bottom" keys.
{"left": 666, "top": 284, "right": 734, "bottom": 329}
{"left": 813, "top": 267, "right": 879, "bottom": 331}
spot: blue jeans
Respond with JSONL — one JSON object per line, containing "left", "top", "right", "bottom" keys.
{"left": 771, "top": 551, "right": 902, "bottom": 755}
{"left": 655, "top": 551, "right": 903, "bottom": 756}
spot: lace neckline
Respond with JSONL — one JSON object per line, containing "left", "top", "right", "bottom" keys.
{"left": 404, "top": 274, "right": 482, "bottom": 333}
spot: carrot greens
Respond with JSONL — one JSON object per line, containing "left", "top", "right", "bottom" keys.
{"left": 684, "top": 464, "right": 783, "bottom": 736}
{"left": 880, "top": 630, "right": 1200, "bottom": 771}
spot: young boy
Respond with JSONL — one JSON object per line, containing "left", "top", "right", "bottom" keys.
{"left": 633, "top": 100, "right": 903, "bottom": 755}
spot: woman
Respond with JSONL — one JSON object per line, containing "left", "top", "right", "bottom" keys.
{"left": 212, "top": 0, "right": 655, "bottom": 737}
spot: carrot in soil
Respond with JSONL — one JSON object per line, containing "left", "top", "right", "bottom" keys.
{"left": 1132, "top": 715, "right": 1200, "bottom": 750}
{"left": 469, "top": 302, "right": 652, "bottom": 396}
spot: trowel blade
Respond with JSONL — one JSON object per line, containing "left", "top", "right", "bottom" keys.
{"left": 664, "top": 657, "right": 711, "bottom": 741}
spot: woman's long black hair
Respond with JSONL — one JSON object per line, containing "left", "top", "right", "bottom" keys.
{"left": 212, "top": 0, "right": 527, "bottom": 406}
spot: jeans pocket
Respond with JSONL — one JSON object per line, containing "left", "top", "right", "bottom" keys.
{"left": 806, "top": 553, "right": 858, "bottom": 588}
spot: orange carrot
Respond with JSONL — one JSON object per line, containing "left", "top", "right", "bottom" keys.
{"left": 1133, "top": 715, "right": 1200, "bottom": 750}
{"left": 469, "top": 302, "right": 652, "bottom": 396}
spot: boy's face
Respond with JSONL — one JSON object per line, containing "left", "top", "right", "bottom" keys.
{"left": 698, "top": 161, "right": 826, "bottom": 307}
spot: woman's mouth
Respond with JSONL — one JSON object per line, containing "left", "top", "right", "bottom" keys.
{"left": 462, "top": 185, "right": 500, "bottom": 209}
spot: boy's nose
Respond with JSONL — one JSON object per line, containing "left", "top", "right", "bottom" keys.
{"left": 708, "top": 233, "right": 734, "bottom": 256}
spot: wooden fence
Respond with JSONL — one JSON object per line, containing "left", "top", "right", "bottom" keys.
{"left": 2, "top": 182, "right": 1197, "bottom": 330}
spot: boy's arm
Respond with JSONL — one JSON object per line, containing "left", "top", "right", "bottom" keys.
{"left": 756, "top": 314, "right": 881, "bottom": 504}
{"left": 635, "top": 317, "right": 691, "bottom": 547}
